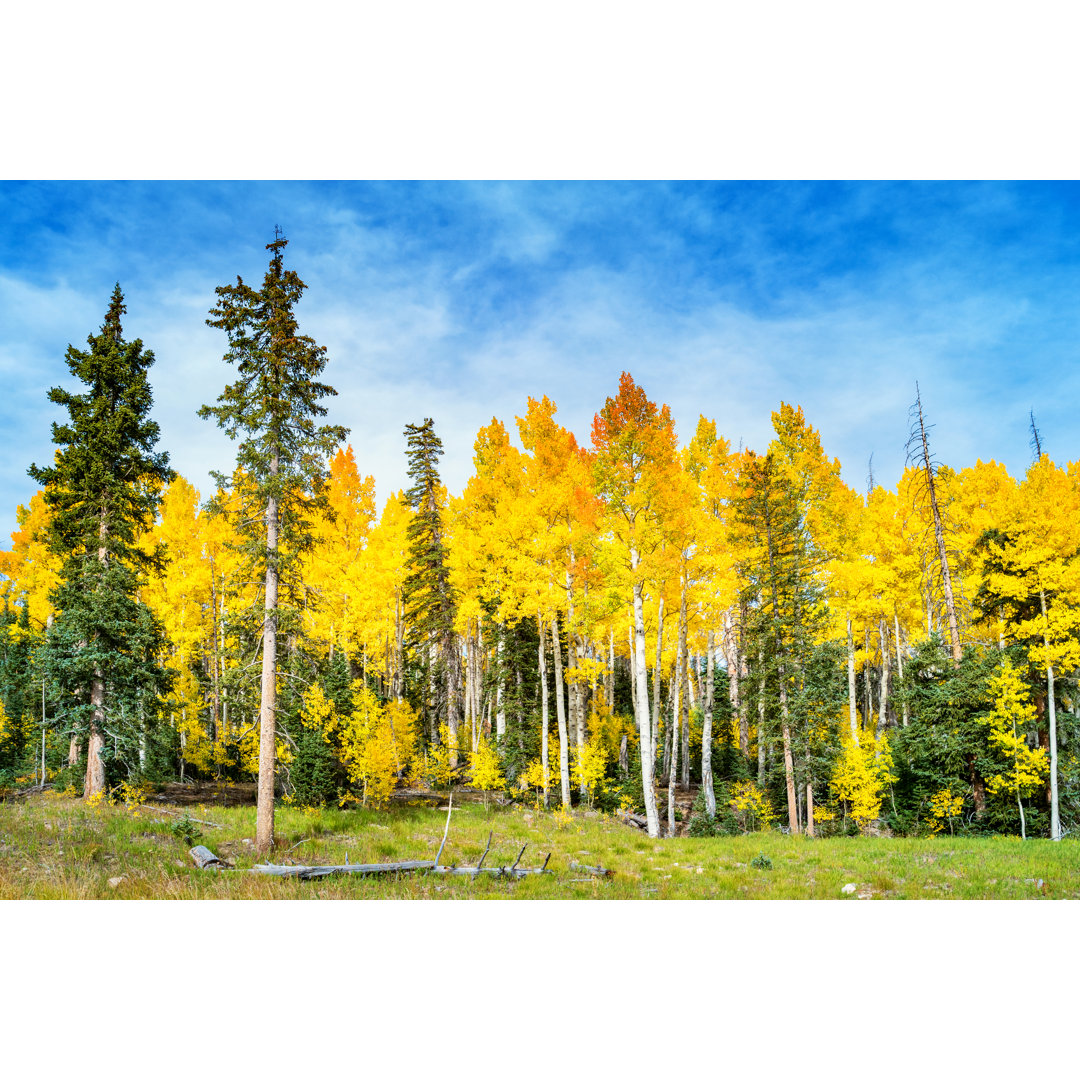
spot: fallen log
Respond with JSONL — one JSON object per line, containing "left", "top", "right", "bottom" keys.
{"left": 431, "top": 851, "right": 552, "bottom": 878}
{"left": 188, "top": 796, "right": 552, "bottom": 882}
{"left": 250, "top": 859, "right": 437, "bottom": 880}
{"left": 190, "top": 845, "right": 226, "bottom": 869}
{"left": 569, "top": 859, "right": 614, "bottom": 877}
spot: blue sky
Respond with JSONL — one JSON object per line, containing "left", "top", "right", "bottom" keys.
{"left": 3, "top": 180, "right": 1080, "bottom": 542}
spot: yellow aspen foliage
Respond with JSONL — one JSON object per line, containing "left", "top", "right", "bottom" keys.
{"left": 830, "top": 730, "right": 896, "bottom": 830}
{"left": 518, "top": 757, "right": 548, "bottom": 800}
{"left": 927, "top": 788, "right": 964, "bottom": 834}
{"left": 0, "top": 490, "right": 61, "bottom": 629}
{"left": 339, "top": 684, "right": 396, "bottom": 807}
{"left": 570, "top": 736, "right": 608, "bottom": 807}
{"left": 143, "top": 477, "right": 216, "bottom": 772}
{"left": 337, "top": 683, "right": 418, "bottom": 806}
{"left": 728, "top": 780, "right": 774, "bottom": 833}
{"left": 299, "top": 683, "right": 340, "bottom": 738}
{"left": 984, "top": 660, "right": 1048, "bottom": 802}
{"left": 470, "top": 735, "right": 505, "bottom": 806}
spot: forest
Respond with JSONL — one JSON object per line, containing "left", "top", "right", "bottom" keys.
{"left": 2, "top": 233, "right": 1078, "bottom": 859}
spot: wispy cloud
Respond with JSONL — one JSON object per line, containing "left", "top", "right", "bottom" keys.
{"left": 3, "top": 181, "right": 1080, "bottom": 544}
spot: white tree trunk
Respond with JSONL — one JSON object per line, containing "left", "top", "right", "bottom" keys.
{"left": 632, "top": 556, "right": 659, "bottom": 837}
{"left": 550, "top": 612, "right": 572, "bottom": 808}
{"left": 538, "top": 616, "right": 550, "bottom": 809}
{"left": 1041, "top": 589, "right": 1061, "bottom": 841}
{"left": 702, "top": 630, "right": 716, "bottom": 817}
{"left": 847, "top": 616, "right": 859, "bottom": 746}
{"left": 651, "top": 596, "right": 665, "bottom": 781}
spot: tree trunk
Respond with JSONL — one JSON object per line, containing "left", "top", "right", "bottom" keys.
{"left": 668, "top": 591, "right": 686, "bottom": 836}
{"left": 256, "top": 486, "right": 279, "bottom": 855}
{"left": 550, "top": 612, "right": 571, "bottom": 808}
{"left": 496, "top": 632, "right": 506, "bottom": 743}
{"left": 895, "top": 613, "right": 909, "bottom": 727}
{"left": 608, "top": 629, "right": 615, "bottom": 710}
{"left": 806, "top": 781, "right": 815, "bottom": 838}
{"left": 702, "top": 630, "right": 716, "bottom": 817}
{"left": 915, "top": 393, "right": 962, "bottom": 664}
{"left": 724, "top": 609, "right": 746, "bottom": 756}
{"left": 756, "top": 646, "right": 767, "bottom": 785}
{"left": 632, "top": 559, "right": 660, "bottom": 838}
{"left": 678, "top": 589, "right": 690, "bottom": 790}
{"left": 779, "top": 674, "right": 798, "bottom": 834}
{"left": 847, "top": 616, "right": 860, "bottom": 745}
{"left": 651, "top": 596, "right": 665, "bottom": 781}
{"left": 878, "top": 620, "right": 890, "bottom": 734}
{"left": 1041, "top": 589, "right": 1061, "bottom": 841}
{"left": 538, "top": 615, "right": 550, "bottom": 810}
{"left": 85, "top": 673, "right": 106, "bottom": 799}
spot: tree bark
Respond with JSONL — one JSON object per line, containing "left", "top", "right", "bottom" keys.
{"left": 632, "top": 557, "right": 660, "bottom": 838}
{"left": 256, "top": 485, "right": 279, "bottom": 855}
{"left": 702, "top": 630, "right": 716, "bottom": 817}
{"left": 1041, "top": 589, "right": 1061, "bottom": 841}
{"left": 915, "top": 394, "right": 962, "bottom": 664}
{"left": 550, "top": 612, "right": 572, "bottom": 808}
{"left": 756, "top": 646, "right": 767, "bottom": 785}
{"left": 847, "top": 616, "right": 859, "bottom": 745}
{"left": 878, "top": 620, "right": 890, "bottom": 734}
{"left": 538, "top": 615, "right": 550, "bottom": 809}
{"left": 651, "top": 596, "right": 665, "bottom": 781}
{"left": 678, "top": 589, "right": 690, "bottom": 790}
{"left": 667, "top": 589, "right": 686, "bottom": 836}
{"left": 894, "top": 613, "right": 909, "bottom": 727}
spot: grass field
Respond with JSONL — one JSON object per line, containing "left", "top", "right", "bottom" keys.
{"left": 1, "top": 791, "right": 1077, "bottom": 899}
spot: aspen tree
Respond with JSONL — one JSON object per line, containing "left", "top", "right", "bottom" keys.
{"left": 591, "top": 373, "right": 681, "bottom": 838}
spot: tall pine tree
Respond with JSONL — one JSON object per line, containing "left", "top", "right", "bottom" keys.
{"left": 29, "top": 286, "right": 174, "bottom": 798}
{"left": 200, "top": 231, "right": 347, "bottom": 853}
{"left": 402, "top": 419, "right": 459, "bottom": 755}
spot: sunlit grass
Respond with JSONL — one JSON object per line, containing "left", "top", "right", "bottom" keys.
{"left": 0, "top": 792, "right": 1076, "bottom": 899}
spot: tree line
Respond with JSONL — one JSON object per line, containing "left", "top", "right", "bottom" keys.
{"left": 2, "top": 233, "right": 1078, "bottom": 849}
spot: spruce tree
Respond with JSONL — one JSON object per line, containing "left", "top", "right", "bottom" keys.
{"left": 402, "top": 419, "right": 459, "bottom": 752}
{"left": 28, "top": 286, "right": 174, "bottom": 798}
{"left": 200, "top": 231, "right": 347, "bottom": 853}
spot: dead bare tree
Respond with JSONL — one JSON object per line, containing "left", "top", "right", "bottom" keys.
{"left": 906, "top": 384, "right": 962, "bottom": 665}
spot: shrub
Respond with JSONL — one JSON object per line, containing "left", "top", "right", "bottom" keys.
{"left": 169, "top": 813, "right": 201, "bottom": 846}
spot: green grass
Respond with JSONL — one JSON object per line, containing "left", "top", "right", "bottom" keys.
{"left": 1, "top": 792, "right": 1077, "bottom": 899}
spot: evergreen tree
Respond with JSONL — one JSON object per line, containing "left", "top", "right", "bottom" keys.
{"left": 28, "top": 286, "right": 174, "bottom": 798}
{"left": 402, "top": 419, "right": 459, "bottom": 752}
{"left": 200, "top": 231, "right": 347, "bottom": 853}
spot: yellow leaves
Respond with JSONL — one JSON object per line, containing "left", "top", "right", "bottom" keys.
{"left": 300, "top": 683, "right": 339, "bottom": 738}
{"left": 728, "top": 780, "right": 774, "bottom": 832}
{"left": 830, "top": 730, "right": 895, "bottom": 829}
{"left": 470, "top": 735, "right": 505, "bottom": 794}
{"left": 983, "top": 660, "right": 1049, "bottom": 800}
{"left": 338, "top": 683, "right": 418, "bottom": 807}
{"left": 0, "top": 490, "right": 61, "bottom": 629}
{"left": 518, "top": 757, "right": 548, "bottom": 797}
{"left": 927, "top": 788, "right": 964, "bottom": 834}
{"left": 570, "top": 737, "right": 607, "bottom": 806}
